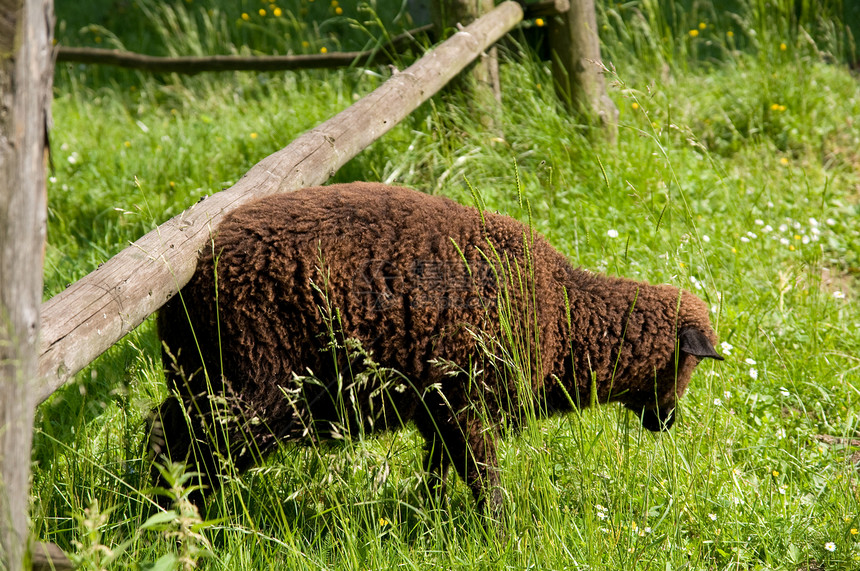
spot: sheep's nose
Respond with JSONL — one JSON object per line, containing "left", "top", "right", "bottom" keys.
{"left": 640, "top": 406, "right": 675, "bottom": 432}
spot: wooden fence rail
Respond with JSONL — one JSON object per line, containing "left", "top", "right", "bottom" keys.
{"left": 37, "top": 0, "right": 525, "bottom": 403}
{"left": 55, "top": 25, "right": 434, "bottom": 73}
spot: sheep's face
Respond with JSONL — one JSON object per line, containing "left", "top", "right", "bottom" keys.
{"left": 625, "top": 326, "right": 723, "bottom": 432}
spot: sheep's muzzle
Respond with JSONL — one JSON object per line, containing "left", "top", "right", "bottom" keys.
{"left": 639, "top": 406, "right": 675, "bottom": 432}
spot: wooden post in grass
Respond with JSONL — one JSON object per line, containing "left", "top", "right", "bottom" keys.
{"left": 431, "top": 0, "right": 502, "bottom": 127}
{"left": 36, "top": 1, "right": 525, "bottom": 403}
{"left": 0, "top": 0, "right": 53, "bottom": 569}
{"left": 547, "top": 0, "right": 618, "bottom": 139}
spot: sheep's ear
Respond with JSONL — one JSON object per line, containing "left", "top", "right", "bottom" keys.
{"left": 679, "top": 327, "right": 724, "bottom": 361}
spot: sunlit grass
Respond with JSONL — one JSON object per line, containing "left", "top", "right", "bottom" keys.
{"left": 32, "top": 0, "right": 860, "bottom": 568}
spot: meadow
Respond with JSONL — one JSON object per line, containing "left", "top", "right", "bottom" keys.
{"left": 32, "top": 0, "right": 860, "bottom": 568}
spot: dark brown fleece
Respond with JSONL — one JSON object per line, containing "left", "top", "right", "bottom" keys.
{"left": 151, "top": 182, "right": 721, "bottom": 512}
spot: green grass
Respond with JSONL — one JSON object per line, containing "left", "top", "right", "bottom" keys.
{"left": 30, "top": 0, "right": 860, "bottom": 568}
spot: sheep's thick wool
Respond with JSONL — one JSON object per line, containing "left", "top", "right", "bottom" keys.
{"left": 151, "top": 182, "right": 722, "bottom": 512}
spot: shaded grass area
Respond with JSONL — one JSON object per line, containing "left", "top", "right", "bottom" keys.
{"left": 33, "top": 0, "right": 860, "bottom": 568}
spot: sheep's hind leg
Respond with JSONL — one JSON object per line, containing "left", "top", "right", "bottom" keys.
{"left": 148, "top": 395, "right": 277, "bottom": 511}
{"left": 147, "top": 395, "right": 218, "bottom": 510}
{"left": 421, "top": 432, "right": 452, "bottom": 506}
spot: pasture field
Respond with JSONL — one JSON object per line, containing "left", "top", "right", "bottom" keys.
{"left": 34, "top": 0, "right": 859, "bottom": 568}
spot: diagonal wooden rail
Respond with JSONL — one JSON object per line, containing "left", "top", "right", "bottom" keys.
{"left": 37, "top": 1, "right": 524, "bottom": 403}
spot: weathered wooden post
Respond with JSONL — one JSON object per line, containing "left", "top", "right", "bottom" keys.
{"left": 430, "top": 0, "right": 501, "bottom": 127}
{"left": 548, "top": 0, "right": 618, "bottom": 139}
{"left": 0, "top": 0, "right": 54, "bottom": 569}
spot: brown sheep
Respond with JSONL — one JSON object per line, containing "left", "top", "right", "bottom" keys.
{"left": 149, "top": 182, "right": 722, "bottom": 514}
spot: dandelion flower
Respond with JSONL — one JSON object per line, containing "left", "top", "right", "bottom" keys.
{"left": 689, "top": 29, "right": 699, "bottom": 38}
{"left": 780, "top": 157, "right": 790, "bottom": 166}
{"left": 320, "top": 46, "right": 328, "bottom": 53}
{"left": 727, "top": 31, "right": 734, "bottom": 38}
{"left": 850, "top": 529, "right": 858, "bottom": 535}
{"left": 241, "top": 12, "right": 250, "bottom": 20}
{"left": 274, "top": 7, "right": 282, "bottom": 16}
{"left": 535, "top": 18, "right": 545, "bottom": 27}
{"left": 825, "top": 542, "right": 836, "bottom": 552}
{"left": 780, "top": 42, "right": 787, "bottom": 51}
{"left": 699, "top": 22, "right": 707, "bottom": 30}
{"left": 259, "top": 8, "right": 266, "bottom": 16}
{"left": 335, "top": 6, "right": 342, "bottom": 14}
{"left": 250, "top": 132, "right": 258, "bottom": 139}
{"left": 631, "top": 102, "right": 639, "bottom": 110}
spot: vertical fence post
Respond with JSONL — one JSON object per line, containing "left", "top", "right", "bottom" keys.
{"left": 431, "top": 0, "right": 502, "bottom": 127}
{"left": 548, "top": 0, "right": 618, "bottom": 139}
{"left": 0, "top": 0, "right": 53, "bottom": 568}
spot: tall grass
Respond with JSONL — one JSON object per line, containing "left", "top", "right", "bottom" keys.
{"left": 31, "top": 0, "right": 860, "bottom": 568}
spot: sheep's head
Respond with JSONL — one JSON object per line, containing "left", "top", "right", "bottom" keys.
{"left": 625, "top": 325, "right": 723, "bottom": 432}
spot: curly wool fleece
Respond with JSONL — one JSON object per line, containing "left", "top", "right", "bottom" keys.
{"left": 150, "top": 182, "right": 722, "bottom": 512}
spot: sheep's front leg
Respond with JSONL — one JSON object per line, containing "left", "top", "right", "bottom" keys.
{"left": 418, "top": 408, "right": 503, "bottom": 518}
{"left": 454, "top": 412, "right": 503, "bottom": 519}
